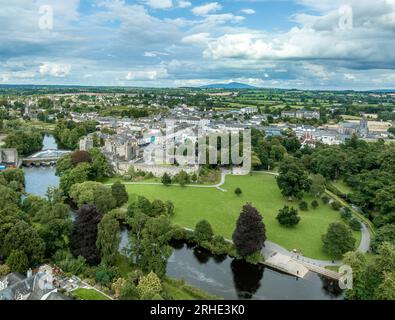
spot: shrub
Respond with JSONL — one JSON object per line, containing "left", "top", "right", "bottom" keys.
{"left": 244, "top": 251, "right": 264, "bottom": 264}
{"left": 331, "top": 201, "right": 342, "bottom": 211}
{"left": 0, "top": 264, "right": 10, "bottom": 277}
{"left": 276, "top": 206, "right": 301, "bottom": 227}
{"left": 161, "top": 173, "right": 172, "bottom": 186}
{"left": 234, "top": 187, "right": 242, "bottom": 196}
{"left": 123, "top": 175, "right": 131, "bottom": 181}
{"left": 6, "top": 250, "right": 29, "bottom": 274}
{"left": 321, "top": 195, "right": 330, "bottom": 204}
{"left": 194, "top": 220, "right": 214, "bottom": 244}
{"left": 340, "top": 207, "right": 352, "bottom": 220}
{"left": 348, "top": 218, "right": 361, "bottom": 231}
{"left": 299, "top": 201, "right": 308, "bottom": 211}
{"left": 311, "top": 199, "right": 319, "bottom": 209}
{"left": 137, "top": 272, "right": 162, "bottom": 300}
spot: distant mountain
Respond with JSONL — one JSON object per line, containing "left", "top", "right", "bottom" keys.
{"left": 199, "top": 82, "right": 257, "bottom": 89}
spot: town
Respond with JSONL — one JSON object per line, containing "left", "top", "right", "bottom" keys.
{"left": 1, "top": 0, "right": 395, "bottom": 306}
{"left": 0, "top": 86, "right": 394, "bottom": 301}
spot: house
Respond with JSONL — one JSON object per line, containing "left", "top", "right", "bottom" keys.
{"left": 0, "top": 148, "right": 19, "bottom": 168}
{"left": 240, "top": 106, "right": 258, "bottom": 114}
{"left": 281, "top": 110, "right": 320, "bottom": 119}
{"left": 0, "top": 266, "right": 70, "bottom": 300}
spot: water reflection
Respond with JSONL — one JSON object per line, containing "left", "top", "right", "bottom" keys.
{"left": 166, "top": 242, "right": 344, "bottom": 300}
{"left": 231, "top": 259, "right": 264, "bottom": 299}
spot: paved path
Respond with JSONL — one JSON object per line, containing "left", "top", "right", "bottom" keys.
{"left": 105, "top": 170, "right": 230, "bottom": 192}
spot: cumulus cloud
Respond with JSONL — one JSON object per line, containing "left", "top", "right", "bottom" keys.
{"left": 182, "top": 33, "right": 211, "bottom": 45}
{"left": 39, "top": 62, "right": 71, "bottom": 77}
{"left": 241, "top": 9, "right": 256, "bottom": 15}
{"left": 125, "top": 68, "right": 168, "bottom": 81}
{"left": 192, "top": 2, "right": 222, "bottom": 16}
{"left": 177, "top": 1, "right": 191, "bottom": 8}
{"left": 144, "top": 0, "right": 173, "bottom": 9}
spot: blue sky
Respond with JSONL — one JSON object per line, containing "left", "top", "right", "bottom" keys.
{"left": 1, "top": 0, "right": 395, "bottom": 89}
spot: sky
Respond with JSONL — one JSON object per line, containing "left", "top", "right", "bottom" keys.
{"left": 1, "top": 0, "right": 395, "bottom": 89}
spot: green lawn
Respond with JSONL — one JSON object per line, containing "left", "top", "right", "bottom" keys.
{"left": 163, "top": 278, "right": 220, "bottom": 300}
{"left": 331, "top": 180, "right": 353, "bottom": 195}
{"left": 72, "top": 288, "right": 110, "bottom": 300}
{"left": 124, "top": 173, "right": 361, "bottom": 260}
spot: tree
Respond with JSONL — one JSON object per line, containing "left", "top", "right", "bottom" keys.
{"left": 111, "top": 182, "right": 128, "bottom": 207}
{"left": 310, "top": 174, "right": 326, "bottom": 197}
{"left": 93, "top": 185, "right": 117, "bottom": 214}
{"left": 194, "top": 220, "right": 214, "bottom": 244}
{"left": 376, "top": 272, "right": 395, "bottom": 300}
{"left": 129, "top": 196, "right": 152, "bottom": 216}
{"left": 137, "top": 272, "right": 162, "bottom": 300}
{"left": 277, "top": 157, "right": 311, "bottom": 200}
{"left": 0, "top": 168, "right": 25, "bottom": 190}
{"left": 97, "top": 214, "right": 121, "bottom": 265}
{"left": 232, "top": 204, "right": 266, "bottom": 257}
{"left": 161, "top": 173, "right": 172, "bottom": 186}
{"left": 344, "top": 243, "right": 395, "bottom": 300}
{"left": 36, "top": 203, "right": 73, "bottom": 257}
{"left": 88, "top": 148, "right": 112, "bottom": 179}
{"left": 138, "top": 216, "right": 173, "bottom": 278}
{"left": 299, "top": 201, "right": 308, "bottom": 211}
{"left": 2, "top": 221, "right": 45, "bottom": 265}
{"left": 60, "top": 163, "right": 90, "bottom": 196}
{"left": 276, "top": 206, "right": 301, "bottom": 227}
{"left": 6, "top": 250, "right": 29, "bottom": 273}
{"left": 234, "top": 187, "right": 242, "bottom": 196}
{"left": 311, "top": 199, "right": 319, "bottom": 209}
{"left": 371, "top": 224, "right": 395, "bottom": 252}
{"left": 175, "top": 170, "right": 190, "bottom": 187}
{"left": 165, "top": 201, "right": 175, "bottom": 216}
{"left": 322, "top": 222, "right": 356, "bottom": 258}
{"left": 69, "top": 181, "right": 102, "bottom": 206}
{"left": 71, "top": 150, "right": 92, "bottom": 166}
{"left": 150, "top": 199, "right": 167, "bottom": 217}
{"left": 4, "top": 129, "right": 43, "bottom": 155}
{"left": 71, "top": 204, "right": 102, "bottom": 266}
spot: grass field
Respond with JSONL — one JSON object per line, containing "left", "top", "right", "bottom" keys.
{"left": 72, "top": 288, "right": 110, "bottom": 300}
{"left": 124, "top": 173, "right": 361, "bottom": 260}
{"left": 331, "top": 180, "right": 353, "bottom": 195}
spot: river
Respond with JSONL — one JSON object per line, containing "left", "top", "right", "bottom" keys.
{"left": 23, "top": 134, "right": 343, "bottom": 300}
{"left": 23, "top": 134, "right": 60, "bottom": 197}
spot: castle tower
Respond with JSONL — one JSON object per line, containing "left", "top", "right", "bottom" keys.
{"left": 358, "top": 116, "right": 369, "bottom": 138}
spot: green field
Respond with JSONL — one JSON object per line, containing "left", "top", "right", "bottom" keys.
{"left": 72, "top": 288, "right": 110, "bottom": 300}
{"left": 124, "top": 173, "right": 361, "bottom": 260}
{"left": 331, "top": 180, "right": 353, "bottom": 195}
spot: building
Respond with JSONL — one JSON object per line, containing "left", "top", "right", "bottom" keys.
{"left": 240, "top": 106, "right": 258, "bottom": 114}
{"left": 79, "top": 136, "right": 94, "bottom": 151}
{"left": 339, "top": 117, "right": 369, "bottom": 137}
{"left": 0, "top": 266, "right": 70, "bottom": 300}
{"left": 281, "top": 110, "right": 320, "bottom": 120}
{"left": 0, "top": 148, "right": 19, "bottom": 169}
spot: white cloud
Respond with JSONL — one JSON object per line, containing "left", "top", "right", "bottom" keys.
{"left": 125, "top": 68, "right": 168, "bottom": 81}
{"left": 182, "top": 33, "right": 211, "bottom": 45}
{"left": 344, "top": 73, "right": 356, "bottom": 80}
{"left": 241, "top": 9, "right": 255, "bottom": 15}
{"left": 39, "top": 62, "right": 71, "bottom": 77}
{"left": 177, "top": 1, "right": 191, "bottom": 8}
{"left": 0, "top": 73, "right": 10, "bottom": 83}
{"left": 144, "top": 0, "right": 173, "bottom": 9}
{"left": 192, "top": 2, "right": 222, "bottom": 16}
